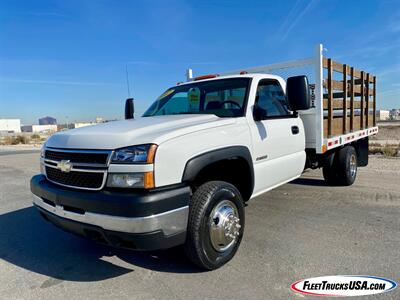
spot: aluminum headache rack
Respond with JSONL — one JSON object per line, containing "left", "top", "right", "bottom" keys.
{"left": 187, "top": 44, "right": 378, "bottom": 154}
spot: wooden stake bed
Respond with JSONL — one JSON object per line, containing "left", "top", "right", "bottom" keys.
{"left": 191, "top": 44, "right": 378, "bottom": 154}
{"left": 322, "top": 57, "right": 376, "bottom": 138}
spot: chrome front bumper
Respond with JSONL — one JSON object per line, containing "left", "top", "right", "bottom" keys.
{"left": 33, "top": 195, "right": 189, "bottom": 236}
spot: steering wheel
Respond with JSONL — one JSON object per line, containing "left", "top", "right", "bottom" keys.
{"left": 220, "top": 100, "right": 241, "bottom": 109}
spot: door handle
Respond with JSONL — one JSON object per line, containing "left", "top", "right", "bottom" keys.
{"left": 291, "top": 126, "right": 299, "bottom": 135}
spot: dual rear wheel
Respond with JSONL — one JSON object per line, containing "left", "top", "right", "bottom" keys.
{"left": 323, "top": 145, "right": 358, "bottom": 186}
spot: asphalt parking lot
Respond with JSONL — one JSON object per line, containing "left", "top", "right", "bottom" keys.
{"left": 0, "top": 151, "right": 399, "bottom": 299}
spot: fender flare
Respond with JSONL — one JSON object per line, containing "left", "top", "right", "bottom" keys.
{"left": 182, "top": 146, "right": 254, "bottom": 195}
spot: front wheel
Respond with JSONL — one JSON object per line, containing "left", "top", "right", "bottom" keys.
{"left": 184, "top": 181, "right": 245, "bottom": 270}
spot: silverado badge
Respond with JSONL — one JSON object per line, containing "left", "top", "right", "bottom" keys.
{"left": 57, "top": 160, "right": 72, "bottom": 173}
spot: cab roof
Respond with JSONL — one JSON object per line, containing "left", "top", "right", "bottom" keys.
{"left": 177, "top": 73, "right": 284, "bottom": 86}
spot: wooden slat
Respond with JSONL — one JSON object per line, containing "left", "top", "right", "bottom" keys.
{"left": 353, "top": 116, "right": 361, "bottom": 131}
{"left": 323, "top": 57, "right": 363, "bottom": 78}
{"left": 323, "top": 99, "right": 347, "bottom": 109}
{"left": 366, "top": 73, "right": 370, "bottom": 128}
{"left": 373, "top": 76, "right": 377, "bottom": 126}
{"left": 323, "top": 82, "right": 371, "bottom": 95}
{"left": 360, "top": 71, "right": 364, "bottom": 129}
{"left": 323, "top": 58, "right": 344, "bottom": 73}
{"left": 332, "top": 60, "right": 344, "bottom": 73}
{"left": 353, "top": 84, "right": 362, "bottom": 94}
{"left": 323, "top": 89, "right": 372, "bottom": 99}
{"left": 353, "top": 68, "right": 362, "bottom": 79}
{"left": 323, "top": 79, "right": 343, "bottom": 90}
{"left": 323, "top": 116, "right": 363, "bottom": 137}
{"left": 327, "top": 58, "right": 333, "bottom": 137}
{"left": 350, "top": 84, "right": 373, "bottom": 95}
{"left": 324, "top": 118, "right": 342, "bottom": 136}
{"left": 323, "top": 99, "right": 364, "bottom": 109}
{"left": 354, "top": 79, "right": 363, "bottom": 85}
{"left": 332, "top": 80, "right": 343, "bottom": 91}
{"left": 343, "top": 64, "right": 347, "bottom": 133}
{"left": 323, "top": 92, "right": 346, "bottom": 99}
{"left": 350, "top": 67, "right": 354, "bottom": 131}
{"left": 355, "top": 78, "right": 374, "bottom": 84}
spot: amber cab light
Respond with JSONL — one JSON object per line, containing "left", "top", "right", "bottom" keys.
{"left": 193, "top": 74, "right": 219, "bottom": 81}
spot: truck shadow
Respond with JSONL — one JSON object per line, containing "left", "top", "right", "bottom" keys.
{"left": 0, "top": 207, "right": 201, "bottom": 283}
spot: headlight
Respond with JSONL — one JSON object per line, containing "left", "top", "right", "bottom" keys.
{"left": 111, "top": 144, "right": 157, "bottom": 164}
{"left": 107, "top": 172, "right": 154, "bottom": 189}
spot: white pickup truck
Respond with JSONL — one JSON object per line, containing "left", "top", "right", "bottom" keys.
{"left": 31, "top": 45, "right": 378, "bottom": 269}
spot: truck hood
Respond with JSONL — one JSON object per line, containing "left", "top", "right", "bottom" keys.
{"left": 46, "top": 114, "right": 236, "bottom": 149}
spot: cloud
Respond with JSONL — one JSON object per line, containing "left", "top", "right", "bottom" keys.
{"left": 277, "top": 0, "right": 319, "bottom": 42}
{"left": 377, "top": 89, "right": 400, "bottom": 96}
{"left": 375, "top": 64, "right": 400, "bottom": 79}
{"left": 1, "top": 10, "right": 69, "bottom": 18}
{"left": 0, "top": 78, "right": 119, "bottom": 86}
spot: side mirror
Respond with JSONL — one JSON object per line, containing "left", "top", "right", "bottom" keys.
{"left": 125, "top": 98, "right": 134, "bottom": 119}
{"left": 286, "top": 75, "right": 310, "bottom": 111}
{"left": 253, "top": 103, "right": 267, "bottom": 121}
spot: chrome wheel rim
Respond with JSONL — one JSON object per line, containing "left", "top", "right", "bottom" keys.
{"left": 350, "top": 154, "right": 357, "bottom": 177}
{"left": 209, "top": 200, "right": 241, "bottom": 252}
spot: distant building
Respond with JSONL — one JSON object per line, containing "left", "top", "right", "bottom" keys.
{"left": 21, "top": 124, "right": 58, "bottom": 133}
{"left": 95, "top": 117, "right": 104, "bottom": 123}
{"left": 376, "top": 110, "right": 390, "bottom": 121}
{"left": 39, "top": 116, "right": 57, "bottom": 125}
{"left": 0, "top": 119, "right": 21, "bottom": 133}
{"left": 57, "top": 124, "right": 74, "bottom": 131}
{"left": 389, "top": 109, "right": 400, "bottom": 120}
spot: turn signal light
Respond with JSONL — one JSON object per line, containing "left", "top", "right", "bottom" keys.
{"left": 146, "top": 145, "right": 157, "bottom": 163}
{"left": 144, "top": 171, "right": 155, "bottom": 189}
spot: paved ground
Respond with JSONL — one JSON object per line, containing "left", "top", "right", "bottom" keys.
{"left": 0, "top": 152, "right": 399, "bottom": 299}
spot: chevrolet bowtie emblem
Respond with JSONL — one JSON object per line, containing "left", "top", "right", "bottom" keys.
{"left": 57, "top": 160, "right": 72, "bottom": 173}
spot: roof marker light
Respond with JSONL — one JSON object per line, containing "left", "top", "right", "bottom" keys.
{"left": 193, "top": 74, "right": 219, "bottom": 81}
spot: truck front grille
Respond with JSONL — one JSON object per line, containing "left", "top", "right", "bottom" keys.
{"left": 45, "top": 150, "right": 109, "bottom": 165}
{"left": 43, "top": 148, "right": 111, "bottom": 190}
{"left": 45, "top": 166, "right": 105, "bottom": 189}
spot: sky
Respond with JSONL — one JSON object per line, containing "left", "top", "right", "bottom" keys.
{"left": 0, "top": 0, "right": 399, "bottom": 125}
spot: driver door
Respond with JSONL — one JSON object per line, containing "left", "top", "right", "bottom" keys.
{"left": 249, "top": 79, "right": 306, "bottom": 195}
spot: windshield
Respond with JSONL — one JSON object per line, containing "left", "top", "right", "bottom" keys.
{"left": 143, "top": 78, "right": 250, "bottom": 118}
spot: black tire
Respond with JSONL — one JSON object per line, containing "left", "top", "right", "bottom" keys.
{"left": 336, "top": 146, "right": 358, "bottom": 186}
{"left": 184, "top": 181, "right": 245, "bottom": 270}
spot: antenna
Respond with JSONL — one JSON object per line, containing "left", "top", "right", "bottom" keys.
{"left": 125, "top": 64, "right": 131, "bottom": 97}
{"left": 186, "top": 68, "right": 193, "bottom": 81}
